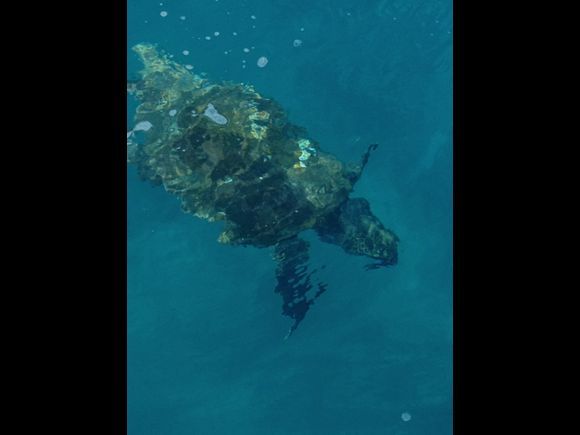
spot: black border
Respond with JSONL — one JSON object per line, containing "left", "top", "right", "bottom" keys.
{"left": 453, "top": 0, "right": 462, "bottom": 432}
{"left": 112, "top": 0, "right": 128, "bottom": 430}
{"left": 24, "top": 1, "right": 128, "bottom": 432}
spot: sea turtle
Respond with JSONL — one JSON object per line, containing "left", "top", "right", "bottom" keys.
{"left": 127, "top": 43, "right": 399, "bottom": 338}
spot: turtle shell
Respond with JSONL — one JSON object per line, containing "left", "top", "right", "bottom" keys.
{"left": 129, "top": 43, "right": 356, "bottom": 247}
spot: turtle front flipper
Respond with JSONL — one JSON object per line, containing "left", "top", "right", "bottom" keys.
{"left": 346, "top": 143, "right": 379, "bottom": 185}
{"left": 315, "top": 198, "right": 399, "bottom": 269}
{"left": 272, "top": 236, "right": 328, "bottom": 339}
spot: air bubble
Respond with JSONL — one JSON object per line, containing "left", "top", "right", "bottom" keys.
{"left": 204, "top": 103, "right": 228, "bottom": 125}
{"left": 133, "top": 121, "right": 153, "bottom": 132}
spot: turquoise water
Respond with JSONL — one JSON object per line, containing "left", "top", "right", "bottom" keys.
{"left": 127, "top": 0, "right": 452, "bottom": 434}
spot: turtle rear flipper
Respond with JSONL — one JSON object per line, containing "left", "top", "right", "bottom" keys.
{"left": 272, "top": 236, "right": 328, "bottom": 339}
{"left": 316, "top": 198, "right": 399, "bottom": 268}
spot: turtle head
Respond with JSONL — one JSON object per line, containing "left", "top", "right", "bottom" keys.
{"left": 316, "top": 198, "right": 399, "bottom": 268}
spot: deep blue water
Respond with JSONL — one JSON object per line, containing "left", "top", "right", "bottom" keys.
{"left": 127, "top": 1, "right": 452, "bottom": 433}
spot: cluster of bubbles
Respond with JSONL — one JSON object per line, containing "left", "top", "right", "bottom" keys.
{"left": 150, "top": 5, "right": 308, "bottom": 71}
